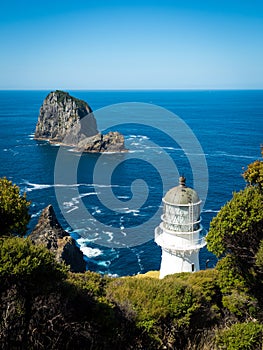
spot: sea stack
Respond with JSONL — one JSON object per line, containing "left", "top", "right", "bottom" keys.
{"left": 34, "top": 90, "right": 127, "bottom": 152}
{"left": 30, "top": 205, "right": 86, "bottom": 273}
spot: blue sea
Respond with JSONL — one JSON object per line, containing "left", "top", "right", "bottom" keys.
{"left": 0, "top": 90, "right": 262, "bottom": 276}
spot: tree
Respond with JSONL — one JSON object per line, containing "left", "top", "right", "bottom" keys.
{"left": 243, "top": 160, "right": 263, "bottom": 189}
{"left": 243, "top": 146, "right": 263, "bottom": 189}
{"left": 206, "top": 186, "right": 263, "bottom": 264}
{"left": 0, "top": 177, "right": 30, "bottom": 236}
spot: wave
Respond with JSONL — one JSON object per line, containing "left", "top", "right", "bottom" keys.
{"left": 163, "top": 147, "right": 182, "bottom": 151}
{"left": 127, "top": 134, "right": 149, "bottom": 139}
{"left": 202, "top": 209, "right": 220, "bottom": 213}
{"left": 212, "top": 151, "right": 256, "bottom": 160}
{"left": 28, "top": 133, "right": 35, "bottom": 140}
{"left": 64, "top": 192, "right": 99, "bottom": 213}
{"left": 30, "top": 209, "right": 43, "bottom": 218}
{"left": 80, "top": 246, "right": 103, "bottom": 258}
{"left": 93, "top": 184, "right": 120, "bottom": 188}
{"left": 127, "top": 150, "right": 145, "bottom": 153}
{"left": 26, "top": 183, "right": 54, "bottom": 191}
{"left": 114, "top": 208, "right": 140, "bottom": 215}
{"left": 23, "top": 181, "right": 123, "bottom": 192}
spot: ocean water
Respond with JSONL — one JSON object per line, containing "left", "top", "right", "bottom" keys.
{"left": 0, "top": 90, "right": 262, "bottom": 276}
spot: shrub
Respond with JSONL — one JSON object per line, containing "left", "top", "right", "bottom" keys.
{"left": 206, "top": 186, "right": 263, "bottom": 265}
{"left": 0, "top": 177, "right": 30, "bottom": 236}
{"left": 0, "top": 237, "right": 67, "bottom": 292}
{"left": 106, "top": 275, "right": 201, "bottom": 347}
{"left": 216, "top": 322, "right": 263, "bottom": 350}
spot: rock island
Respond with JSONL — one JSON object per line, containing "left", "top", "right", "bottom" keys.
{"left": 34, "top": 90, "right": 127, "bottom": 152}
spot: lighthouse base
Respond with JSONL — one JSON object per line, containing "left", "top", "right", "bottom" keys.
{"left": 159, "top": 249, "right": 200, "bottom": 279}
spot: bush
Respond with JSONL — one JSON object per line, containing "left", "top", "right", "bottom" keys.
{"left": 0, "top": 177, "right": 30, "bottom": 236}
{"left": 0, "top": 237, "right": 67, "bottom": 292}
{"left": 106, "top": 275, "right": 201, "bottom": 347}
{"left": 243, "top": 159, "right": 263, "bottom": 189}
{"left": 216, "top": 322, "right": 263, "bottom": 350}
{"left": 166, "top": 269, "right": 220, "bottom": 303}
{"left": 206, "top": 186, "right": 263, "bottom": 264}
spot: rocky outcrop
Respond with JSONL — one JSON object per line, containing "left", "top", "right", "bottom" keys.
{"left": 34, "top": 90, "right": 127, "bottom": 152}
{"left": 30, "top": 205, "right": 86, "bottom": 273}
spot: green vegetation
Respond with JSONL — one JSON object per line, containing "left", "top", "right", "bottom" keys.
{"left": 0, "top": 177, "right": 30, "bottom": 236}
{"left": 0, "top": 152, "right": 263, "bottom": 348}
{"left": 0, "top": 237, "right": 67, "bottom": 292}
{"left": 54, "top": 90, "right": 89, "bottom": 110}
{"left": 206, "top": 186, "right": 263, "bottom": 262}
{"left": 242, "top": 145, "right": 263, "bottom": 188}
{"left": 216, "top": 322, "right": 263, "bottom": 350}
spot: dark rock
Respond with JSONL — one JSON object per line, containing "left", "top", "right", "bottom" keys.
{"left": 34, "top": 90, "right": 127, "bottom": 152}
{"left": 30, "top": 205, "right": 86, "bottom": 273}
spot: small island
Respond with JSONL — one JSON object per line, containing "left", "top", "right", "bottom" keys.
{"left": 34, "top": 90, "right": 127, "bottom": 153}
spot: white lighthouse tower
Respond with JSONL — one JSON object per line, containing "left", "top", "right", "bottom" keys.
{"left": 155, "top": 176, "right": 206, "bottom": 279}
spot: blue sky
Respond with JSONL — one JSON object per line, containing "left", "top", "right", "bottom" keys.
{"left": 1, "top": 0, "right": 263, "bottom": 89}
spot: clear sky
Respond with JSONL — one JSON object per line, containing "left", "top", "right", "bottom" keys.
{"left": 1, "top": 0, "right": 263, "bottom": 90}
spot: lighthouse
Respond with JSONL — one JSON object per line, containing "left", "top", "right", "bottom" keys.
{"left": 155, "top": 176, "right": 206, "bottom": 279}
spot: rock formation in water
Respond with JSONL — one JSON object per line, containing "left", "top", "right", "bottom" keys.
{"left": 34, "top": 90, "right": 126, "bottom": 152}
{"left": 30, "top": 205, "right": 86, "bottom": 273}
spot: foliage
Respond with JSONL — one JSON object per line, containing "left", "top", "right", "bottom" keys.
{"left": 0, "top": 237, "right": 67, "bottom": 292}
{"left": 108, "top": 276, "right": 198, "bottom": 326}
{"left": 166, "top": 269, "right": 220, "bottom": 303}
{"left": 106, "top": 275, "right": 203, "bottom": 347}
{"left": 216, "top": 256, "right": 258, "bottom": 317}
{"left": 54, "top": 90, "right": 88, "bottom": 110}
{"left": 255, "top": 239, "right": 263, "bottom": 272}
{"left": 215, "top": 255, "right": 247, "bottom": 294}
{"left": 243, "top": 150, "right": 263, "bottom": 188}
{"left": 206, "top": 186, "right": 263, "bottom": 263}
{"left": 216, "top": 322, "right": 263, "bottom": 350}
{"left": 0, "top": 177, "right": 31, "bottom": 236}
{"left": 67, "top": 270, "right": 109, "bottom": 298}
{"left": 66, "top": 271, "right": 121, "bottom": 335}
{"left": 1, "top": 153, "right": 263, "bottom": 348}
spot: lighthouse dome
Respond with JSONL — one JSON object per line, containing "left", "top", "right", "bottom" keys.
{"left": 163, "top": 177, "right": 200, "bottom": 205}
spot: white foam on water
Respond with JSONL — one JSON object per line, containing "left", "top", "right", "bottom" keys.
{"left": 64, "top": 192, "right": 99, "bottom": 211}
{"left": 76, "top": 237, "right": 87, "bottom": 246}
{"left": 31, "top": 209, "right": 43, "bottom": 218}
{"left": 163, "top": 146, "right": 181, "bottom": 151}
{"left": 127, "top": 150, "right": 145, "bottom": 153}
{"left": 103, "top": 231, "right": 114, "bottom": 242}
{"left": 202, "top": 209, "right": 220, "bottom": 213}
{"left": 80, "top": 246, "right": 103, "bottom": 258}
{"left": 97, "top": 260, "right": 111, "bottom": 267}
{"left": 93, "top": 184, "right": 120, "bottom": 188}
{"left": 213, "top": 151, "right": 256, "bottom": 160}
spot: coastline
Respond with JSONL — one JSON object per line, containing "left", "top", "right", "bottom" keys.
{"left": 34, "top": 136, "right": 129, "bottom": 153}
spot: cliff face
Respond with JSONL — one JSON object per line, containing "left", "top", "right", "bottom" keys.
{"left": 34, "top": 90, "right": 126, "bottom": 152}
{"left": 30, "top": 205, "right": 86, "bottom": 273}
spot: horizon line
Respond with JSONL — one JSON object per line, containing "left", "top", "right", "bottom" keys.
{"left": 0, "top": 88, "right": 263, "bottom": 92}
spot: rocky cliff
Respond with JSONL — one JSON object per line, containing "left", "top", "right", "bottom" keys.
{"left": 34, "top": 90, "right": 126, "bottom": 152}
{"left": 30, "top": 205, "right": 86, "bottom": 273}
